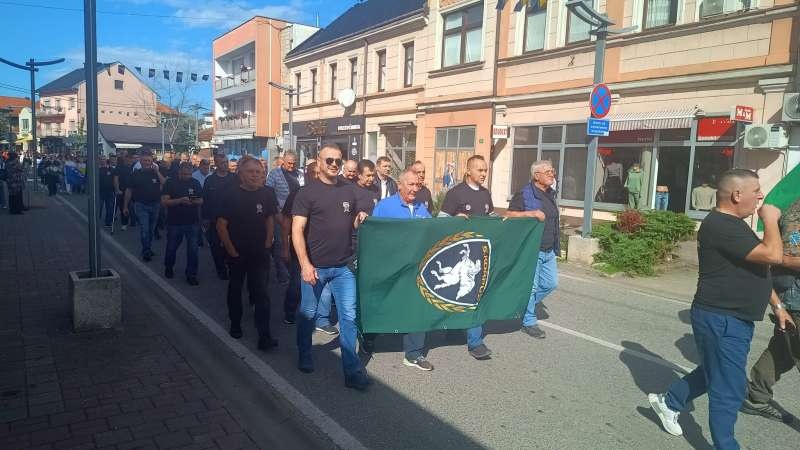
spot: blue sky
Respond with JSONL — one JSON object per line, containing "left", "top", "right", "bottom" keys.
{"left": 0, "top": 0, "right": 353, "bottom": 109}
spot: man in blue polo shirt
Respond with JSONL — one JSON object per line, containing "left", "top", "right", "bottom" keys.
{"left": 372, "top": 168, "right": 434, "bottom": 371}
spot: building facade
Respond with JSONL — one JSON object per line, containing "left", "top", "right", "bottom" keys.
{"left": 282, "top": 0, "right": 799, "bottom": 223}
{"left": 212, "top": 16, "right": 317, "bottom": 157}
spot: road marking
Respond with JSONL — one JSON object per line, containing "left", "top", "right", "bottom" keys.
{"left": 57, "top": 196, "right": 367, "bottom": 450}
{"left": 559, "top": 272, "right": 691, "bottom": 306}
{"left": 538, "top": 320, "right": 692, "bottom": 374}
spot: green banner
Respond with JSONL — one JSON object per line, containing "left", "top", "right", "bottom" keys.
{"left": 758, "top": 163, "right": 800, "bottom": 231}
{"left": 357, "top": 217, "right": 544, "bottom": 333}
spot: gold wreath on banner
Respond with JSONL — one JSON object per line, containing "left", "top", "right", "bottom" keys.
{"left": 416, "top": 231, "right": 483, "bottom": 313}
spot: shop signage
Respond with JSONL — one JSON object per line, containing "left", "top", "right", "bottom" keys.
{"left": 590, "top": 84, "right": 612, "bottom": 119}
{"left": 492, "top": 125, "right": 509, "bottom": 140}
{"left": 337, "top": 124, "right": 362, "bottom": 132}
{"left": 731, "top": 105, "right": 754, "bottom": 123}
{"left": 599, "top": 130, "right": 654, "bottom": 144}
{"left": 697, "top": 117, "right": 735, "bottom": 141}
{"left": 587, "top": 118, "right": 610, "bottom": 137}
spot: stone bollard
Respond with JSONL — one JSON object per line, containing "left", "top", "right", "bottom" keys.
{"left": 567, "top": 235, "right": 600, "bottom": 265}
{"left": 69, "top": 269, "right": 122, "bottom": 332}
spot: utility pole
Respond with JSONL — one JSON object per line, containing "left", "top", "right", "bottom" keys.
{"left": 268, "top": 81, "right": 310, "bottom": 158}
{"left": 187, "top": 104, "right": 209, "bottom": 150}
{"left": 0, "top": 58, "right": 64, "bottom": 191}
{"left": 84, "top": 0, "right": 101, "bottom": 277}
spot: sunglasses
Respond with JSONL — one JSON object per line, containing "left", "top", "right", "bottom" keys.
{"left": 324, "top": 157, "right": 343, "bottom": 167}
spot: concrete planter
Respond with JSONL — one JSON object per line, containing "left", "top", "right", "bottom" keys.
{"left": 567, "top": 235, "right": 600, "bottom": 265}
{"left": 69, "top": 269, "right": 122, "bottom": 332}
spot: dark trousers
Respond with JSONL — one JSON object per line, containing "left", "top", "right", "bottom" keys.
{"left": 206, "top": 221, "right": 227, "bottom": 276}
{"left": 164, "top": 224, "right": 200, "bottom": 277}
{"left": 747, "top": 310, "right": 800, "bottom": 405}
{"left": 285, "top": 255, "right": 301, "bottom": 316}
{"left": 99, "top": 191, "right": 115, "bottom": 226}
{"left": 665, "top": 307, "right": 754, "bottom": 450}
{"left": 227, "top": 254, "right": 272, "bottom": 338}
{"left": 9, "top": 192, "right": 24, "bottom": 214}
{"left": 47, "top": 180, "right": 58, "bottom": 196}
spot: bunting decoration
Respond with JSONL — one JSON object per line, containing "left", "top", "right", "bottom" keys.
{"left": 190, "top": 73, "right": 197, "bottom": 81}
{"left": 135, "top": 66, "right": 142, "bottom": 74}
{"left": 119, "top": 65, "right": 211, "bottom": 82}
{"left": 201, "top": 74, "right": 209, "bottom": 81}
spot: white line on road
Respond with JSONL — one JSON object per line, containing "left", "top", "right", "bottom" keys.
{"left": 57, "top": 196, "right": 367, "bottom": 450}
{"left": 559, "top": 272, "right": 691, "bottom": 306}
{"left": 538, "top": 320, "right": 692, "bottom": 373}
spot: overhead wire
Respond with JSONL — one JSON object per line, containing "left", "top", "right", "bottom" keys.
{"left": 0, "top": 0, "right": 247, "bottom": 22}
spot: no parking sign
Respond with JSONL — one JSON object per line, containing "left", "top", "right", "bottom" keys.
{"left": 590, "top": 84, "right": 611, "bottom": 119}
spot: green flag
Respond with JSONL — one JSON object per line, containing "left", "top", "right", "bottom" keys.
{"left": 357, "top": 217, "right": 544, "bottom": 333}
{"left": 758, "top": 163, "right": 800, "bottom": 231}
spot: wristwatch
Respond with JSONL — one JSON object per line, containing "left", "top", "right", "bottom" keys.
{"left": 773, "top": 302, "right": 786, "bottom": 310}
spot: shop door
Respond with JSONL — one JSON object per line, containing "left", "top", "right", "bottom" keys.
{"left": 656, "top": 147, "right": 690, "bottom": 213}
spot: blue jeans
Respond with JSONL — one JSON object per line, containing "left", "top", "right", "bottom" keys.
{"left": 164, "top": 224, "right": 200, "bottom": 277}
{"left": 315, "top": 285, "right": 335, "bottom": 327}
{"left": 99, "top": 191, "right": 115, "bottom": 226}
{"left": 297, "top": 266, "right": 362, "bottom": 377}
{"left": 665, "top": 307, "right": 754, "bottom": 450}
{"left": 133, "top": 202, "right": 159, "bottom": 256}
{"left": 522, "top": 250, "right": 559, "bottom": 327}
{"left": 404, "top": 327, "right": 484, "bottom": 358}
{"left": 655, "top": 192, "right": 669, "bottom": 210}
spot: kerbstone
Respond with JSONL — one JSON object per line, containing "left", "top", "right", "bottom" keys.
{"left": 69, "top": 269, "right": 122, "bottom": 331}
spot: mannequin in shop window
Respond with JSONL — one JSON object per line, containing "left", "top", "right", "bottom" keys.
{"left": 602, "top": 156, "right": 624, "bottom": 203}
{"left": 692, "top": 178, "right": 717, "bottom": 211}
{"left": 624, "top": 163, "right": 644, "bottom": 209}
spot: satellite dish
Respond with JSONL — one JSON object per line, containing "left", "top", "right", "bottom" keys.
{"left": 337, "top": 88, "right": 355, "bottom": 108}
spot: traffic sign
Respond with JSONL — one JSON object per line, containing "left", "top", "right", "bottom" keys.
{"left": 587, "top": 118, "right": 610, "bottom": 136}
{"left": 590, "top": 84, "right": 612, "bottom": 119}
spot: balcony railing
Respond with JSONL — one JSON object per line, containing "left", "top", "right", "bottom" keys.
{"left": 38, "top": 107, "right": 65, "bottom": 117}
{"left": 215, "top": 70, "right": 255, "bottom": 91}
{"left": 217, "top": 113, "right": 256, "bottom": 130}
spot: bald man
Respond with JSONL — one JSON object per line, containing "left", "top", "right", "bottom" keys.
{"left": 339, "top": 159, "right": 358, "bottom": 184}
{"left": 648, "top": 169, "right": 785, "bottom": 449}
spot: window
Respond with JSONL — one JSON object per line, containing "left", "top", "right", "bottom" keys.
{"left": 434, "top": 126, "right": 476, "bottom": 191}
{"left": 523, "top": 1, "right": 547, "bottom": 52}
{"left": 350, "top": 58, "right": 358, "bottom": 89}
{"left": 403, "top": 42, "right": 414, "bottom": 87}
{"left": 442, "top": 3, "right": 484, "bottom": 67}
{"left": 566, "top": 0, "right": 592, "bottom": 44}
{"left": 21, "top": 118, "right": 29, "bottom": 131}
{"left": 69, "top": 97, "right": 76, "bottom": 109}
{"left": 55, "top": 98, "right": 61, "bottom": 109}
{"left": 386, "top": 130, "right": 416, "bottom": 175}
{"left": 69, "top": 120, "right": 76, "bottom": 131}
{"left": 295, "top": 73, "right": 302, "bottom": 105}
{"left": 329, "top": 63, "right": 337, "bottom": 100}
{"left": 377, "top": 50, "right": 386, "bottom": 92}
{"left": 310, "top": 69, "right": 317, "bottom": 103}
{"left": 643, "top": 0, "right": 678, "bottom": 29}
{"left": 700, "top": 0, "right": 752, "bottom": 19}
{"left": 114, "top": 80, "right": 124, "bottom": 90}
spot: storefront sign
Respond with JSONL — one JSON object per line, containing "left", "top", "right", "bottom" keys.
{"left": 599, "top": 130, "right": 654, "bottom": 144}
{"left": 587, "top": 118, "right": 610, "bottom": 137}
{"left": 697, "top": 117, "right": 735, "bottom": 141}
{"left": 286, "top": 116, "right": 366, "bottom": 138}
{"left": 337, "top": 124, "right": 362, "bottom": 132}
{"left": 492, "top": 125, "right": 509, "bottom": 140}
{"left": 731, "top": 105, "right": 754, "bottom": 123}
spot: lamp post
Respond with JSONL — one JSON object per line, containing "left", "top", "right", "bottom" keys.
{"left": 268, "top": 81, "right": 311, "bottom": 158}
{"left": 564, "top": 0, "right": 634, "bottom": 237}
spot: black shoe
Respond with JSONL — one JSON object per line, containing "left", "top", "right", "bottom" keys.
{"left": 186, "top": 276, "right": 199, "bottom": 286}
{"left": 142, "top": 253, "right": 152, "bottom": 262}
{"left": 283, "top": 313, "right": 296, "bottom": 325}
{"left": 521, "top": 325, "right": 546, "bottom": 339}
{"left": 164, "top": 267, "right": 174, "bottom": 279}
{"left": 217, "top": 271, "right": 229, "bottom": 281}
{"left": 229, "top": 324, "right": 243, "bottom": 339}
{"left": 298, "top": 354, "right": 314, "bottom": 374}
{"left": 257, "top": 336, "right": 279, "bottom": 351}
{"left": 740, "top": 400, "right": 794, "bottom": 423}
{"left": 344, "top": 371, "right": 372, "bottom": 391}
{"left": 359, "top": 335, "right": 375, "bottom": 355}
{"left": 468, "top": 344, "right": 493, "bottom": 360}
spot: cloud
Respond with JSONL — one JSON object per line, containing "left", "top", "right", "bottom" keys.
{"left": 61, "top": 46, "right": 207, "bottom": 74}
{"left": 111, "top": 0, "right": 308, "bottom": 28}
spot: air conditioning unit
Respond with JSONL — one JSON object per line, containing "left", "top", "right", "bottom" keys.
{"left": 783, "top": 93, "right": 800, "bottom": 122}
{"left": 744, "top": 123, "right": 789, "bottom": 149}
{"left": 700, "top": 0, "right": 725, "bottom": 19}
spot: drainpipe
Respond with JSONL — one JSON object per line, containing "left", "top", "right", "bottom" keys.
{"left": 488, "top": 4, "right": 503, "bottom": 191}
{"left": 362, "top": 38, "right": 369, "bottom": 158}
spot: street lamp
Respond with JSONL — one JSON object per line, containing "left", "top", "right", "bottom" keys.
{"left": 564, "top": 0, "right": 635, "bottom": 237}
{"left": 268, "top": 81, "right": 311, "bottom": 156}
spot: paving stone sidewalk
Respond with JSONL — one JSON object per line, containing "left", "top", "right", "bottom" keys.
{"left": 0, "top": 197, "right": 259, "bottom": 450}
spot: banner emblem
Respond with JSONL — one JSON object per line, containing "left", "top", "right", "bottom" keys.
{"left": 417, "top": 232, "right": 491, "bottom": 312}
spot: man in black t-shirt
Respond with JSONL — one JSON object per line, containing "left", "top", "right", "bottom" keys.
{"left": 353, "top": 159, "right": 380, "bottom": 215}
{"left": 123, "top": 152, "right": 165, "bottom": 261}
{"left": 217, "top": 157, "right": 279, "bottom": 351}
{"left": 339, "top": 159, "right": 358, "bottom": 184}
{"left": 648, "top": 169, "right": 785, "bottom": 449}
{"left": 292, "top": 144, "right": 370, "bottom": 390}
{"left": 113, "top": 152, "right": 134, "bottom": 229}
{"left": 98, "top": 156, "right": 116, "bottom": 228}
{"left": 410, "top": 161, "right": 433, "bottom": 214}
{"left": 438, "top": 155, "right": 495, "bottom": 360}
{"left": 202, "top": 154, "right": 239, "bottom": 280}
{"left": 161, "top": 163, "right": 203, "bottom": 285}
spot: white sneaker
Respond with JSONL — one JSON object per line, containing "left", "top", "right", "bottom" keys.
{"left": 121, "top": 225, "right": 127, "bottom": 231}
{"left": 648, "top": 393, "right": 683, "bottom": 436}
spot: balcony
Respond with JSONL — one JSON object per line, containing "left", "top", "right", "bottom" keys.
{"left": 38, "top": 107, "right": 65, "bottom": 120}
{"left": 217, "top": 113, "right": 256, "bottom": 131}
{"left": 214, "top": 70, "right": 256, "bottom": 98}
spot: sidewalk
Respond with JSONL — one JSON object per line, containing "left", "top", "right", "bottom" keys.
{"left": 0, "top": 194, "right": 306, "bottom": 450}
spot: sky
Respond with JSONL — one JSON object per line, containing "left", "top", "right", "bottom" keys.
{"left": 0, "top": 0, "right": 354, "bottom": 110}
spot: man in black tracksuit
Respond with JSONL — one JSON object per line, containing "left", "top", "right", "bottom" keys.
{"left": 202, "top": 154, "right": 238, "bottom": 280}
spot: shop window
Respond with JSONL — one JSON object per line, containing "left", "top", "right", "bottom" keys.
{"left": 566, "top": 0, "right": 592, "bottom": 44}
{"left": 562, "top": 147, "right": 588, "bottom": 201}
{"left": 524, "top": 1, "right": 547, "bottom": 52}
{"left": 386, "top": 131, "right": 416, "bottom": 176}
{"left": 656, "top": 146, "right": 691, "bottom": 213}
{"left": 442, "top": 3, "right": 484, "bottom": 68}
{"left": 310, "top": 69, "right": 317, "bottom": 103}
{"left": 591, "top": 147, "right": 647, "bottom": 205}
{"left": 329, "top": 63, "right": 337, "bottom": 100}
{"left": 689, "top": 147, "right": 733, "bottom": 212}
{"left": 643, "top": 0, "right": 679, "bottom": 29}
{"left": 515, "top": 126, "right": 538, "bottom": 145}
{"left": 350, "top": 58, "right": 358, "bottom": 89}
{"left": 434, "top": 126, "right": 476, "bottom": 192}
{"left": 512, "top": 148, "right": 538, "bottom": 194}
{"left": 565, "top": 124, "right": 587, "bottom": 144}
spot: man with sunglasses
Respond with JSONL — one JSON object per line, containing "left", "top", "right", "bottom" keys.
{"left": 505, "top": 160, "right": 555, "bottom": 340}
{"left": 292, "top": 144, "right": 370, "bottom": 390}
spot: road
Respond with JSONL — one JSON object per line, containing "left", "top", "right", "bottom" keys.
{"left": 59, "top": 193, "right": 800, "bottom": 449}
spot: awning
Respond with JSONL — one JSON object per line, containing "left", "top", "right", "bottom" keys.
{"left": 607, "top": 109, "right": 698, "bottom": 131}
{"left": 14, "top": 135, "right": 32, "bottom": 143}
{"left": 113, "top": 143, "right": 143, "bottom": 149}
{"left": 379, "top": 121, "right": 415, "bottom": 129}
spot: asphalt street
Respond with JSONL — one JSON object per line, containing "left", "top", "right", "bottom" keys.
{"left": 60, "top": 193, "right": 800, "bottom": 449}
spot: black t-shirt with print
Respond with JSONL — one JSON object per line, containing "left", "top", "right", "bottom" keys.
{"left": 162, "top": 177, "right": 203, "bottom": 226}
{"left": 440, "top": 182, "right": 494, "bottom": 217}
{"left": 693, "top": 210, "right": 772, "bottom": 322}
{"left": 219, "top": 186, "right": 278, "bottom": 257}
{"left": 353, "top": 183, "right": 380, "bottom": 215}
{"left": 129, "top": 169, "right": 161, "bottom": 204}
{"left": 292, "top": 180, "right": 356, "bottom": 268}
{"left": 113, "top": 164, "right": 132, "bottom": 191}
{"left": 416, "top": 185, "right": 433, "bottom": 214}
{"left": 99, "top": 166, "right": 115, "bottom": 193}
{"left": 202, "top": 172, "right": 238, "bottom": 219}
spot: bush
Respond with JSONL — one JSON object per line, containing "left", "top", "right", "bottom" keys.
{"left": 591, "top": 210, "right": 695, "bottom": 276}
